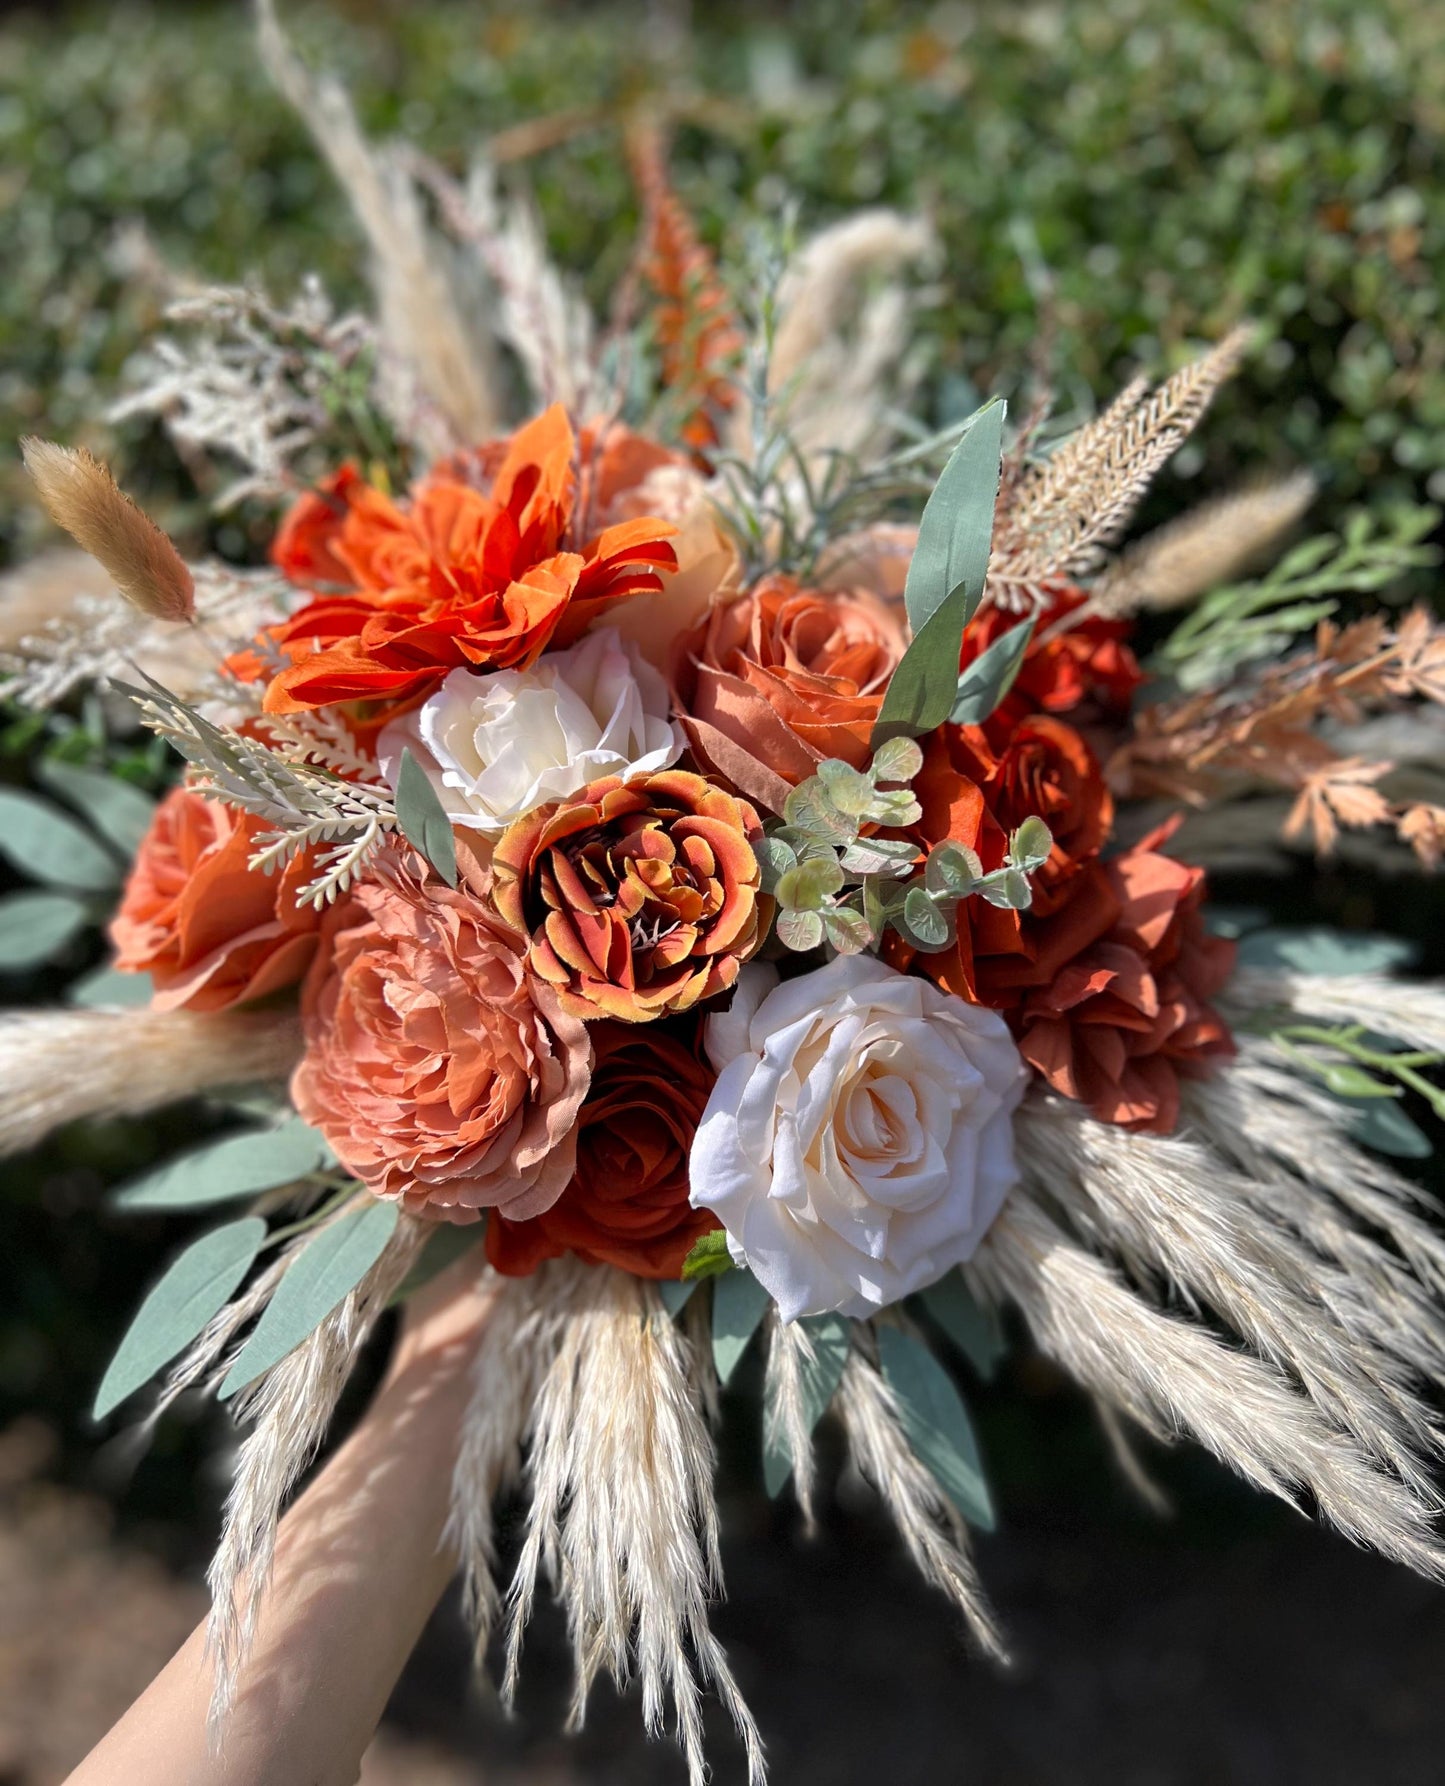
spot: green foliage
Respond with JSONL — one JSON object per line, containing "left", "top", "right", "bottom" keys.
{"left": 1155, "top": 505, "right": 1441, "bottom": 691}
{"left": 951, "top": 617, "right": 1035, "bottom": 725}
{"left": 877, "top": 1324, "right": 995, "bottom": 1531}
{"left": 918, "top": 1273, "right": 1008, "bottom": 1382}
{"left": 394, "top": 747, "right": 458, "bottom": 888}
{"left": 681, "top": 1227, "right": 735, "bottom": 1281}
{"left": 712, "top": 1270, "right": 771, "bottom": 1387}
{"left": 111, "top": 1118, "right": 332, "bottom": 1212}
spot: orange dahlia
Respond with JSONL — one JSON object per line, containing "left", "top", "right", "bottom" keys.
{"left": 491, "top": 769, "right": 765, "bottom": 1022}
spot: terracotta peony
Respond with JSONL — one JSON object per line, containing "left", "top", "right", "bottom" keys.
{"left": 1015, "top": 835, "right": 1236, "bottom": 1133}
{"left": 111, "top": 784, "right": 321, "bottom": 1013}
{"left": 485, "top": 1017, "right": 720, "bottom": 1278}
{"left": 291, "top": 852, "right": 591, "bottom": 1220}
{"left": 258, "top": 406, "right": 677, "bottom": 722}
{"left": 491, "top": 768, "right": 765, "bottom": 1022}
{"left": 670, "top": 574, "right": 906, "bottom": 815}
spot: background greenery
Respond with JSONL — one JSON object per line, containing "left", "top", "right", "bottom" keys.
{"left": 3, "top": 2, "right": 1445, "bottom": 1780}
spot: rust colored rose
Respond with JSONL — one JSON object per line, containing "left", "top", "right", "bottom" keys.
{"left": 962, "top": 582, "right": 1141, "bottom": 740}
{"left": 111, "top": 784, "right": 321, "bottom": 1013}
{"left": 670, "top": 574, "right": 906, "bottom": 815}
{"left": 291, "top": 853, "right": 591, "bottom": 1220}
{"left": 1015, "top": 836, "right": 1236, "bottom": 1133}
{"left": 491, "top": 769, "right": 764, "bottom": 1022}
{"left": 485, "top": 1017, "right": 719, "bottom": 1278}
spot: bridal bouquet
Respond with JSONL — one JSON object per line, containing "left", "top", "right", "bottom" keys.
{"left": 6, "top": 5, "right": 1445, "bottom": 1778}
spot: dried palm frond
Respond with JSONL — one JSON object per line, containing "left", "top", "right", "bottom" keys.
{"left": 1090, "top": 470, "right": 1317, "bottom": 617}
{"left": 991, "top": 326, "right": 1254, "bottom": 607}
{"left": 21, "top": 439, "right": 194, "bottom": 623}
{"left": 0, "top": 1007, "right": 302, "bottom": 1157}
{"left": 255, "top": 0, "right": 500, "bottom": 457}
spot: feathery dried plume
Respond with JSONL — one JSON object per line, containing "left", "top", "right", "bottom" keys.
{"left": 1228, "top": 965, "right": 1445, "bottom": 1062}
{"left": 836, "top": 1345, "right": 1008, "bottom": 1660}
{"left": 992, "top": 325, "right": 1254, "bottom": 602}
{"left": 971, "top": 1191, "right": 1445, "bottom": 1578}
{"left": 0, "top": 1008, "right": 302, "bottom": 1158}
{"left": 763, "top": 1308, "right": 827, "bottom": 1529}
{"left": 504, "top": 1268, "right": 765, "bottom": 1786}
{"left": 255, "top": 0, "right": 500, "bottom": 457}
{"left": 207, "top": 1212, "right": 428, "bottom": 1717}
{"left": 1090, "top": 470, "right": 1318, "bottom": 618}
{"left": 21, "top": 438, "right": 194, "bottom": 623}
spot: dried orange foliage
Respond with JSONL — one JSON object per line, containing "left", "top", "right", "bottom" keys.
{"left": 1116, "top": 606, "right": 1445, "bottom": 862}
{"left": 626, "top": 120, "right": 742, "bottom": 453}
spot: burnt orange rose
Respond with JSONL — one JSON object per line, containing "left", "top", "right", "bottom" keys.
{"left": 110, "top": 785, "right": 320, "bottom": 1013}
{"left": 491, "top": 769, "right": 764, "bottom": 1022}
{"left": 485, "top": 1017, "right": 719, "bottom": 1278}
{"left": 254, "top": 406, "right": 677, "bottom": 725}
{"left": 1016, "top": 839, "right": 1236, "bottom": 1133}
{"left": 670, "top": 574, "right": 906, "bottom": 815}
{"left": 291, "top": 851, "right": 591, "bottom": 1220}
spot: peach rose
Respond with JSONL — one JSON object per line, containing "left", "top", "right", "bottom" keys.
{"left": 670, "top": 574, "right": 906, "bottom": 815}
{"left": 491, "top": 769, "right": 765, "bottom": 1022}
{"left": 111, "top": 785, "right": 321, "bottom": 1013}
{"left": 291, "top": 852, "right": 591, "bottom": 1220}
{"left": 484, "top": 1017, "right": 720, "bottom": 1278}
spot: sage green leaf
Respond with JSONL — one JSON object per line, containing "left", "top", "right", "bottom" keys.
{"left": 839, "top": 837, "right": 918, "bottom": 877}
{"left": 388, "top": 1221, "right": 483, "bottom": 1307}
{"left": 924, "top": 840, "right": 982, "bottom": 897}
{"left": 713, "top": 1271, "right": 770, "bottom": 1387}
{"left": 764, "top": 1312, "right": 851, "bottom": 1497}
{"left": 871, "top": 736, "right": 923, "bottom": 784}
{"left": 682, "top": 1228, "right": 735, "bottom": 1281}
{"left": 1314, "top": 1061, "right": 1400, "bottom": 1100}
{"left": 1008, "top": 816, "right": 1054, "bottom": 873}
{"left": 977, "top": 868, "right": 1033, "bottom": 910}
{"left": 902, "top": 884, "right": 950, "bottom": 950}
{"left": 950, "top": 617, "right": 1034, "bottom": 725}
{"left": 777, "top": 855, "right": 845, "bottom": 910}
{"left": 816, "top": 759, "right": 874, "bottom": 817}
{"left": 775, "top": 908, "right": 825, "bottom": 952}
{"left": 877, "top": 1325, "right": 995, "bottom": 1530}
{"left": 872, "top": 577, "right": 977, "bottom": 747}
{"left": 920, "top": 1274, "right": 1007, "bottom": 1381}
{"left": 0, "top": 889, "right": 90, "bottom": 969}
{"left": 94, "top": 1217, "right": 266, "bottom": 1419}
{"left": 113, "top": 1118, "right": 332, "bottom": 1212}
{"left": 68, "top": 962, "right": 154, "bottom": 1007}
{"left": 754, "top": 835, "right": 797, "bottom": 895}
{"left": 821, "top": 907, "right": 873, "bottom": 955}
{"left": 902, "top": 399, "right": 1006, "bottom": 635}
{"left": 658, "top": 1278, "right": 699, "bottom": 1316}
{"left": 782, "top": 778, "right": 853, "bottom": 844}
{"left": 37, "top": 760, "right": 156, "bottom": 856}
{"left": 1236, "top": 926, "right": 1416, "bottom": 976}
{"left": 394, "top": 748, "right": 458, "bottom": 888}
{"left": 221, "top": 1199, "right": 400, "bottom": 1397}
{"left": 0, "top": 787, "right": 121, "bottom": 892}
{"left": 1348, "top": 1099, "right": 1433, "bottom": 1159}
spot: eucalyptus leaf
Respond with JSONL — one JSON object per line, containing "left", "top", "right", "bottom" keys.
{"left": 872, "top": 577, "right": 978, "bottom": 747}
{"left": 221, "top": 1199, "right": 400, "bottom": 1397}
{"left": 1235, "top": 926, "right": 1416, "bottom": 976}
{"left": 394, "top": 748, "right": 458, "bottom": 888}
{"left": 37, "top": 760, "right": 157, "bottom": 856}
{"left": 1008, "top": 816, "right": 1053, "bottom": 872}
{"left": 816, "top": 759, "right": 874, "bottom": 817}
{"left": 902, "top": 884, "right": 950, "bottom": 950}
{"left": 1347, "top": 1099, "right": 1433, "bottom": 1159}
{"left": 877, "top": 1325, "right": 995, "bottom": 1530}
{"left": 920, "top": 1274, "right": 1007, "bottom": 1381}
{"left": 94, "top": 1217, "right": 266, "bottom": 1419}
{"left": 901, "top": 399, "right": 1006, "bottom": 635}
{"left": 763, "top": 1313, "right": 851, "bottom": 1497}
{"left": 713, "top": 1271, "right": 770, "bottom": 1387}
{"left": 775, "top": 908, "right": 825, "bottom": 952}
{"left": 822, "top": 907, "right": 873, "bottom": 954}
{"left": 113, "top": 1118, "right": 331, "bottom": 1211}
{"left": 839, "top": 837, "right": 918, "bottom": 876}
{"left": 777, "top": 855, "right": 845, "bottom": 910}
{"left": 68, "top": 962, "right": 154, "bottom": 1007}
{"left": 783, "top": 779, "right": 854, "bottom": 845}
{"left": 0, "top": 889, "right": 90, "bottom": 969}
{"left": 871, "top": 736, "right": 923, "bottom": 784}
{"left": 658, "top": 1278, "right": 699, "bottom": 1317}
{"left": 950, "top": 617, "right": 1035, "bottom": 725}
{"left": 0, "top": 787, "right": 121, "bottom": 892}
{"left": 754, "top": 835, "right": 797, "bottom": 894}
{"left": 924, "top": 840, "right": 982, "bottom": 896}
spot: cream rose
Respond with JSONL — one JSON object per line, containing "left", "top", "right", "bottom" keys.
{"left": 377, "top": 627, "right": 682, "bottom": 834}
{"left": 691, "top": 956, "right": 1026, "bottom": 1321}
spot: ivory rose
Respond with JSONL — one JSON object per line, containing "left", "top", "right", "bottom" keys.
{"left": 377, "top": 628, "right": 681, "bottom": 835}
{"left": 691, "top": 956, "right": 1026, "bottom": 1321}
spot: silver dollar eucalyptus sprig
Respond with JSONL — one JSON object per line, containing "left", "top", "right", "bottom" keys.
{"left": 754, "top": 736, "right": 1054, "bottom": 957}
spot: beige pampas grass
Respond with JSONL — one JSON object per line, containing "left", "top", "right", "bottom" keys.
{"left": 0, "top": 1008, "right": 302, "bottom": 1157}
{"left": 1089, "top": 470, "right": 1317, "bottom": 617}
{"left": 20, "top": 439, "right": 194, "bottom": 623}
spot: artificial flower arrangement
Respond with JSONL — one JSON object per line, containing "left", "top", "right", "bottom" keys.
{"left": 5, "top": 5, "right": 1445, "bottom": 1778}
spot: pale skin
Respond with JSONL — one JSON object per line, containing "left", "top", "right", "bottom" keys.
{"left": 65, "top": 1260, "right": 497, "bottom": 1786}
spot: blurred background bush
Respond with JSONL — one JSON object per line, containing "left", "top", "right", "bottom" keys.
{"left": 3, "top": 3, "right": 1445, "bottom": 1782}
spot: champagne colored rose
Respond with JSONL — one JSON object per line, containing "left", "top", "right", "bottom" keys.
{"left": 377, "top": 628, "right": 681, "bottom": 835}
{"left": 691, "top": 956, "right": 1026, "bottom": 1321}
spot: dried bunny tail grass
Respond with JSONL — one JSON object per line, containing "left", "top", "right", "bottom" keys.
{"left": 0, "top": 1008, "right": 302, "bottom": 1157}
{"left": 763, "top": 1308, "right": 824, "bottom": 1529}
{"left": 996, "top": 324, "right": 1255, "bottom": 589}
{"left": 0, "top": 548, "right": 113, "bottom": 651}
{"left": 255, "top": 0, "right": 500, "bottom": 455}
{"left": 21, "top": 439, "right": 194, "bottom": 623}
{"left": 1090, "top": 469, "right": 1318, "bottom": 618}
{"left": 503, "top": 1267, "right": 765, "bottom": 1786}
{"left": 1016, "top": 1095, "right": 1445, "bottom": 1497}
{"left": 836, "top": 1346, "right": 1008, "bottom": 1661}
{"left": 206, "top": 1211, "right": 428, "bottom": 1721}
{"left": 971, "top": 1193, "right": 1445, "bottom": 1578}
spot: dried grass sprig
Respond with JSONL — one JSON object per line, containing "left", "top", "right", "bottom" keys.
{"left": 21, "top": 438, "right": 194, "bottom": 623}
{"left": 762, "top": 1308, "right": 826, "bottom": 1530}
{"left": 0, "top": 1008, "right": 301, "bottom": 1158}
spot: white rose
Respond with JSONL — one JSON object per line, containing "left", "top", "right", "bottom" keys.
{"left": 691, "top": 956, "right": 1026, "bottom": 1321}
{"left": 377, "top": 627, "right": 682, "bottom": 834}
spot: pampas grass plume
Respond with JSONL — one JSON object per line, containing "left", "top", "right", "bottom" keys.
{"left": 21, "top": 438, "right": 194, "bottom": 623}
